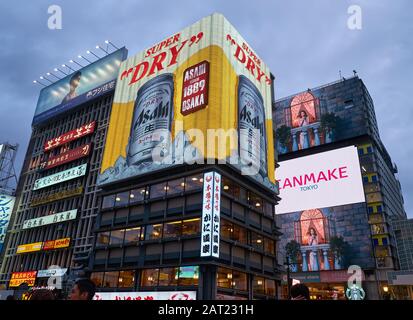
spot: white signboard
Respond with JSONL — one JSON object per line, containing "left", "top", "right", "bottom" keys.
{"left": 93, "top": 291, "right": 197, "bottom": 300}
{"left": 200, "top": 171, "right": 221, "bottom": 258}
{"left": 37, "top": 268, "right": 68, "bottom": 278}
{"left": 33, "top": 164, "right": 87, "bottom": 190}
{"left": 276, "top": 146, "right": 365, "bottom": 214}
{"left": 22, "top": 209, "right": 77, "bottom": 229}
{"left": 0, "top": 195, "right": 15, "bottom": 252}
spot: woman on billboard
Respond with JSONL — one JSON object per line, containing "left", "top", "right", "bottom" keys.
{"left": 62, "top": 71, "right": 82, "bottom": 104}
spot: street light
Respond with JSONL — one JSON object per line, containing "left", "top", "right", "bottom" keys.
{"left": 284, "top": 256, "right": 292, "bottom": 300}
{"left": 62, "top": 64, "right": 75, "bottom": 73}
{"left": 54, "top": 67, "right": 68, "bottom": 76}
{"left": 69, "top": 59, "right": 83, "bottom": 68}
{"left": 47, "top": 72, "right": 61, "bottom": 80}
{"left": 105, "top": 40, "right": 119, "bottom": 49}
{"left": 96, "top": 45, "right": 108, "bottom": 54}
{"left": 86, "top": 50, "right": 100, "bottom": 59}
{"left": 33, "top": 80, "right": 46, "bottom": 86}
{"left": 78, "top": 55, "right": 92, "bottom": 64}
{"left": 39, "top": 76, "right": 53, "bottom": 84}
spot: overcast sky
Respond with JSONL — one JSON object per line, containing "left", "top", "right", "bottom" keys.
{"left": 0, "top": 0, "right": 411, "bottom": 217}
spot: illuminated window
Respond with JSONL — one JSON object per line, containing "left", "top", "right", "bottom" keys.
{"left": 184, "top": 174, "right": 204, "bottom": 191}
{"left": 217, "top": 267, "right": 232, "bottom": 289}
{"left": 166, "top": 178, "right": 185, "bottom": 196}
{"left": 145, "top": 224, "right": 163, "bottom": 240}
{"left": 251, "top": 232, "right": 264, "bottom": 251}
{"left": 141, "top": 269, "right": 159, "bottom": 287}
{"left": 102, "top": 271, "right": 119, "bottom": 288}
{"left": 114, "top": 191, "right": 129, "bottom": 207}
{"left": 118, "top": 270, "right": 135, "bottom": 288}
{"left": 182, "top": 218, "right": 201, "bottom": 236}
{"left": 124, "top": 227, "right": 142, "bottom": 244}
{"left": 110, "top": 229, "right": 125, "bottom": 245}
{"left": 96, "top": 231, "right": 110, "bottom": 246}
{"left": 253, "top": 277, "right": 265, "bottom": 295}
{"left": 222, "top": 177, "right": 241, "bottom": 200}
{"left": 102, "top": 194, "right": 116, "bottom": 209}
{"left": 232, "top": 270, "right": 247, "bottom": 291}
{"left": 248, "top": 192, "right": 263, "bottom": 211}
{"left": 150, "top": 182, "right": 167, "bottom": 199}
{"left": 129, "top": 188, "right": 146, "bottom": 203}
{"left": 90, "top": 272, "right": 104, "bottom": 287}
{"left": 158, "top": 267, "right": 179, "bottom": 286}
{"left": 163, "top": 221, "right": 182, "bottom": 238}
{"left": 220, "top": 219, "right": 233, "bottom": 239}
{"left": 233, "top": 224, "right": 247, "bottom": 244}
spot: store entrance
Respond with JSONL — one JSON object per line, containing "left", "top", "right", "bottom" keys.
{"left": 307, "top": 283, "right": 346, "bottom": 300}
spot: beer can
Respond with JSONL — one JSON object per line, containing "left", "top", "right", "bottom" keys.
{"left": 127, "top": 73, "right": 174, "bottom": 166}
{"left": 238, "top": 75, "right": 267, "bottom": 177}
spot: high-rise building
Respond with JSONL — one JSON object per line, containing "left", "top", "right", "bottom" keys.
{"left": 273, "top": 75, "right": 407, "bottom": 300}
{"left": 0, "top": 48, "right": 128, "bottom": 295}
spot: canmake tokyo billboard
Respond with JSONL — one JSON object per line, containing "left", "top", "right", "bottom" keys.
{"left": 276, "top": 146, "right": 365, "bottom": 214}
{"left": 98, "top": 13, "right": 276, "bottom": 192}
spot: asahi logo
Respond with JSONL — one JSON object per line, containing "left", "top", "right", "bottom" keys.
{"left": 239, "top": 105, "right": 265, "bottom": 136}
{"left": 136, "top": 99, "right": 169, "bottom": 127}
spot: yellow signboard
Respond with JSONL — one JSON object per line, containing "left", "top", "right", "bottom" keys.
{"left": 98, "top": 13, "right": 276, "bottom": 192}
{"left": 16, "top": 242, "right": 43, "bottom": 254}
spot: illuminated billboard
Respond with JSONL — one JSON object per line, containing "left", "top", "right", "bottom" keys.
{"left": 276, "top": 146, "right": 365, "bottom": 215}
{"left": 273, "top": 79, "right": 369, "bottom": 155}
{"left": 40, "top": 143, "right": 92, "bottom": 170}
{"left": 0, "top": 195, "right": 15, "bottom": 253}
{"left": 33, "top": 48, "right": 127, "bottom": 126}
{"left": 98, "top": 13, "right": 276, "bottom": 192}
{"left": 9, "top": 271, "right": 37, "bottom": 287}
{"left": 94, "top": 291, "right": 196, "bottom": 300}
{"left": 17, "top": 237, "right": 71, "bottom": 254}
{"left": 33, "top": 164, "right": 87, "bottom": 190}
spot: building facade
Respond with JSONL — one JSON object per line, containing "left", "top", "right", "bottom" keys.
{"left": 273, "top": 76, "right": 407, "bottom": 300}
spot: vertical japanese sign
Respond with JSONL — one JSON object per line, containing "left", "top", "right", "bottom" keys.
{"left": 200, "top": 172, "right": 221, "bottom": 258}
{"left": 0, "top": 195, "right": 15, "bottom": 253}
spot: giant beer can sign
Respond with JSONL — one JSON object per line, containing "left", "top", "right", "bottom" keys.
{"left": 99, "top": 13, "right": 277, "bottom": 192}
{"left": 127, "top": 74, "right": 174, "bottom": 166}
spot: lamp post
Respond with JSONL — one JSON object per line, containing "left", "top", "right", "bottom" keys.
{"left": 86, "top": 50, "right": 100, "bottom": 59}
{"left": 284, "top": 256, "right": 292, "bottom": 300}
{"left": 96, "top": 45, "right": 108, "bottom": 55}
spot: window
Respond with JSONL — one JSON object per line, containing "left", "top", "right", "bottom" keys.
{"left": 102, "top": 194, "right": 116, "bottom": 209}
{"left": 373, "top": 238, "right": 379, "bottom": 246}
{"left": 118, "top": 270, "right": 135, "bottom": 288}
{"left": 377, "top": 205, "right": 383, "bottom": 213}
{"left": 253, "top": 277, "right": 265, "bottom": 295}
{"left": 265, "top": 279, "right": 276, "bottom": 296}
{"left": 141, "top": 269, "right": 159, "bottom": 287}
{"left": 158, "top": 268, "right": 179, "bottom": 286}
{"left": 358, "top": 148, "right": 364, "bottom": 156}
{"left": 251, "top": 232, "right": 264, "bottom": 251}
{"left": 115, "top": 191, "right": 129, "bottom": 207}
{"left": 96, "top": 231, "right": 110, "bottom": 246}
{"left": 110, "top": 229, "right": 125, "bottom": 245}
{"left": 163, "top": 221, "right": 182, "bottom": 238}
{"left": 222, "top": 177, "right": 241, "bottom": 200}
{"left": 178, "top": 266, "right": 199, "bottom": 286}
{"left": 363, "top": 176, "right": 369, "bottom": 184}
{"left": 264, "top": 238, "right": 275, "bottom": 255}
{"left": 232, "top": 270, "right": 247, "bottom": 291}
{"left": 90, "top": 272, "right": 104, "bottom": 287}
{"left": 221, "top": 219, "right": 233, "bottom": 239}
{"left": 150, "top": 182, "right": 167, "bottom": 199}
{"left": 102, "top": 271, "right": 119, "bottom": 288}
{"left": 368, "top": 206, "right": 374, "bottom": 214}
{"left": 248, "top": 192, "right": 263, "bottom": 211}
{"left": 382, "top": 237, "right": 388, "bottom": 246}
{"left": 145, "top": 224, "right": 163, "bottom": 240}
{"left": 233, "top": 224, "right": 247, "bottom": 244}
{"left": 182, "top": 218, "right": 201, "bottom": 236}
{"left": 217, "top": 267, "right": 232, "bottom": 289}
{"left": 130, "top": 188, "right": 146, "bottom": 203}
{"left": 124, "top": 227, "right": 142, "bottom": 244}
{"left": 185, "top": 174, "right": 204, "bottom": 191}
{"left": 367, "top": 146, "right": 373, "bottom": 154}
{"left": 166, "top": 178, "right": 185, "bottom": 196}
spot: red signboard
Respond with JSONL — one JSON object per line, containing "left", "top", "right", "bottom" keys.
{"left": 44, "top": 121, "right": 96, "bottom": 151}
{"left": 9, "top": 271, "right": 37, "bottom": 287}
{"left": 40, "top": 143, "right": 92, "bottom": 170}
{"left": 181, "top": 60, "right": 209, "bottom": 115}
